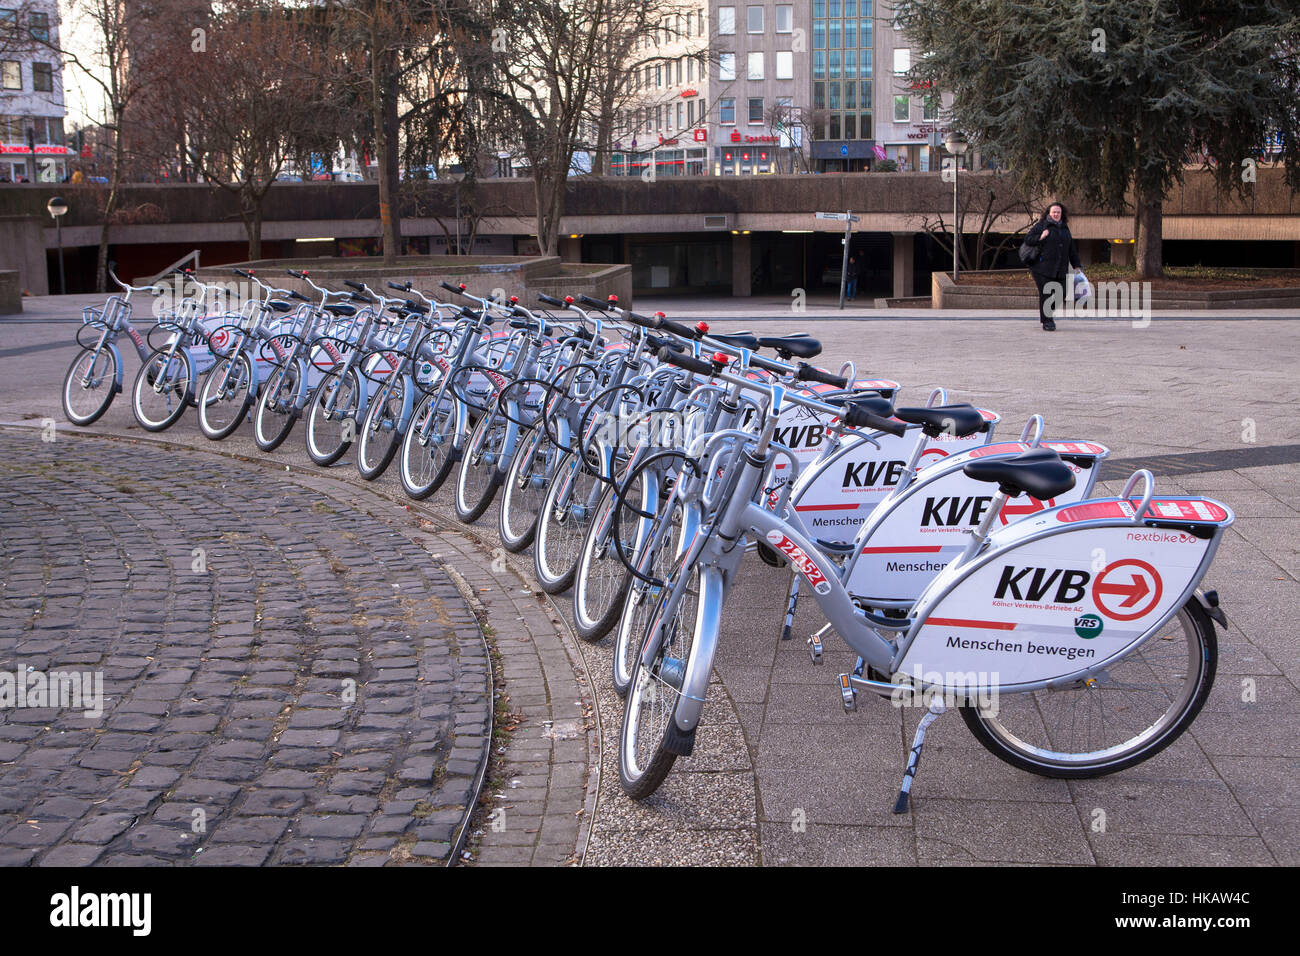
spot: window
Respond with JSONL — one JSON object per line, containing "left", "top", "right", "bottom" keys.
{"left": 844, "top": 50, "right": 856, "bottom": 79}
{"left": 813, "top": 51, "right": 825, "bottom": 79}
{"left": 923, "top": 95, "right": 938, "bottom": 121}
{"left": 0, "top": 9, "right": 16, "bottom": 40}
{"left": 720, "top": 97, "right": 736, "bottom": 124}
{"left": 719, "top": 7, "right": 735, "bottom": 34}
{"left": 29, "top": 11, "right": 48, "bottom": 42}
{"left": 813, "top": 82, "right": 825, "bottom": 110}
{"left": 719, "top": 53, "right": 735, "bottom": 81}
{"left": 813, "top": 22, "right": 825, "bottom": 49}
{"left": 0, "top": 115, "right": 20, "bottom": 140}
{"left": 656, "top": 64, "right": 662, "bottom": 87}
{"left": 677, "top": 101, "right": 683, "bottom": 128}
{"left": 748, "top": 52, "right": 763, "bottom": 80}
{"left": 32, "top": 62, "right": 52, "bottom": 92}
{"left": 688, "top": 57, "right": 694, "bottom": 82}
{"left": 829, "top": 83, "right": 840, "bottom": 110}
{"left": 894, "top": 48, "right": 911, "bottom": 75}
{"left": 685, "top": 12, "right": 691, "bottom": 36}
{"left": 747, "top": 6, "right": 762, "bottom": 33}
{"left": 894, "top": 95, "right": 910, "bottom": 121}
{"left": 699, "top": 10, "right": 704, "bottom": 34}
{"left": 748, "top": 97, "right": 764, "bottom": 123}
{"left": 776, "top": 5, "right": 792, "bottom": 32}
{"left": 1, "top": 60, "right": 20, "bottom": 91}
{"left": 676, "top": 58, "right": 683, "bottom": 84}
{"left": 776, "top": 51, "right": 793, "bottom": 80}
{"left": 844, "top": 114, "right": 855, "bottom": 139}
{"left": 688, "top": 99, "right": 694, "bottom": 125}
{"left": 860, "top": 113, "right": 873, "bottom": 139}
{"left": 39, "top": 116, "right": 61, "bottom": 145}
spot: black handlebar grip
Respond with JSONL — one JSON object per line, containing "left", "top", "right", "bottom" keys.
{"left": 843, "top": 401, "right": 906, "bottom": 436}
{"left": 658, "top": 318, "right": 695, "bottom": 339}
{"left": 577, "top": 294, "right": 608, "bottom": 309}
{"left": 657, "top": 346, "right": 715, "bottom": 376}
{"left": 537, "top": 293, "right": 564, "bottom": 307}
{"left": 626, "top": 311, "right": 659, "bottom": 328}
{"left": 405, "top": 300, "right": 428, "bottom": 314}
{"left": 233, "top": 268, "right": 251, "bottom": 278}
{"left": 350, "top": 292, "right": 370, "bottom": 303}
{"left": 387, "top": 282, "right": 407, "bottom": 292}
{"left": 288, "top": 269, "right": 306, "bottom": 279}
{"left": 796, "top": 363, "right": 848, "bottom": 388}
{"left": 289, "top": 290, "right": 310, "bottom": 302}
{"left": 344, "top": 280, "right": 366, "bottom": 292}
{"left": 441, "top": 281, "right": 466, "bottom": 295}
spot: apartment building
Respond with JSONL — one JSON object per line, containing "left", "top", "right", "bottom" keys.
{"left": 612, "top": 0, "right": 971, "bottom": 177}
{"left": 0, "top": 0, "right": 69, "bottom": 182}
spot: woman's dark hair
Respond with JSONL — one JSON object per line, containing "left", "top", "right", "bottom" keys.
{"left": 1044, "top": 201, "right": 1070, "bottom": 224}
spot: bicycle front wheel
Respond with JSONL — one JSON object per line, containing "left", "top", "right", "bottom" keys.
{"left": 62, "top": 347, "right": 118, "bottom": 426}
{"left": 305, "top": 367, "right": 361, "bottom": 466}
{"left": 399, "top": 391, "right": 460, "bottom": 500}
{"left": 959, "top": 599, "right": 1217, "bottom": 778}
{"left": 254, "top": 361, "right": 302, "bottom": 451}
{"left": 132, "top": 349, "right": 194, "bottom": 432}
{"left": 198, "top": 353, "right": 255, "bottom": 440}
{"left": 498, "top": 427, "right": 555, "bottom": 552}
{"left": 533, "top": 449, "right": 603, "bottom": 594}
{"left": 357, "top": 375, "right": 407, "bottom": 480}
{"left": 455, "top": 410, "right": 509, "bottom": 523}
{"left": 612, "top": 497, "right": 685, "bottom": 697}
{"left": 619, "top": 556, "right": 711, "bottom": 800}
{"left": 573, "top": 475, "right": 645, "bottom": 642}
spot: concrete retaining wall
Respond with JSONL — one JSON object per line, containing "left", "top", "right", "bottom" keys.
{"left": 0, "top": 215, "right": 48, "bottom": 297}
{"left": 932, "top": 270, "right": 1300, "bottom": 310}
{"left": 0, "top": 269, "right": 21, "bottom": 314}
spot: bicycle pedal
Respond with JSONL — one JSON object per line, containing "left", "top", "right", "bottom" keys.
{"left": 807, "top": 633, "right": 824, "bottom": 664}
{"left": 838, "top": 673, "right": 857, "bottom": 712}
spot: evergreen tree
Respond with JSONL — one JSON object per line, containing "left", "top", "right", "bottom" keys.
{"left": 895, "top": 0, "right": 1300, "bottom": 277}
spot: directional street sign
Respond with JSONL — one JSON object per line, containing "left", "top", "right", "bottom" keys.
{"left": 815, "top": 211, "right": 860, "bottom": 222}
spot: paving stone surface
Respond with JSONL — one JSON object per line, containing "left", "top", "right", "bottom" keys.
{"left": 0, "top": 432, "right": 488, "bottom": 866}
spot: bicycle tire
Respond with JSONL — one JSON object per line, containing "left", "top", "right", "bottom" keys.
{"left": 62, "top": 347, "right": 118, "bottom": 426}
{"left": 959, "top": 599, "right": 1217, "bottom": 778}
{"left": 254, "top": 361, "right": 302, "bottom": 451}
{"left": 399, "top": 391, "right": 460, "bottom": 500}
{"left": 357, "top": 374, "right": 407, "bottom": 480}
{"left": 454, "top": 409, "right": 509, "bottom": 523}
{"left": 618, "top": 556, "right": 711, "bottom": 800}
{"left": 131, "top": 348, "right": 194, "bottom": 432}
{"left": 573, "top": 477, "right": 642, "bottom": 642}
{"left": 533, "top": 449, "right": 603, "bottom": 594}
{"left": 305, "top": 366, "right": 361, "bottom": 467}
{"left": 498, "top": 426, "right": 554, "bottom": 553}
{"left": 611, "top": 497, "right": 685, "bottom": 698}
{"left": 197, "top": 352, "right": 255, "bottom": 441}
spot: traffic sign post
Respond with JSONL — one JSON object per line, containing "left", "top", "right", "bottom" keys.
{"left": 816, "top": 211, "right": 861, "bottom": 309}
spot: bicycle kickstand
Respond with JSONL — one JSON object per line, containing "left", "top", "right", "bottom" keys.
{"left": 893, "top": 695, "right": 947, "bottom": 814}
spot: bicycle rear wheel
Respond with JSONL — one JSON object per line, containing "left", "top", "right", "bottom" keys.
{"left": 612, "top": 497, "right": 685, "bottom": 697}
{"left": 455, "top": 409, "right": 509, "bottom": 522}
{"left": 305, "top": 367, "right": 361, "bottom": 466}
{"left": 573, "top": 475, "right": 645, "bottom": 642}
{"left": 62, "top": 347, "right": 118, "bottom": 426}
{"left": 959, "top": 599, "right": 1217, "bottom": 778}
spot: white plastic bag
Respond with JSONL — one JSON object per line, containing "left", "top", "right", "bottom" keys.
{"left": 1073, "top": 270, "right": 1092, "bottom": 303}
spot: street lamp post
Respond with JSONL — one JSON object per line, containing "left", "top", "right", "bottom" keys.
{"left": 944, "top": 131, "right": 969, "bottom": 281}
{"left": 47, "top": 196, "right": 69, "bottom": 295}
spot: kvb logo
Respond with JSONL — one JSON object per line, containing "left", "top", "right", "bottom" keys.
{"left": 772, "top": 422, "right": 825, "bottom": 451}
{"left": 843, "top": 459, "right": 908, "bottom": 489}
{"left": 998, "top": 495, "right": 1055, "bottom": 526}
{"left": 921, "top": 495, "right": 995, "bottom": 527}
{"left": 994, "top": 565, "right": 1091, "bottom": 604}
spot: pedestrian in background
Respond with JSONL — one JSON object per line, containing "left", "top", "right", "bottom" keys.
{"left": 845, "top": 255, "right": 861, "bottom": 301}
{"left": 1023, "top": 202, "right": 1081, "bottom": 331}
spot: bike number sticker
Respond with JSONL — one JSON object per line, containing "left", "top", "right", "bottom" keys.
{"left": 765, "top": 531, "right": 832, "bottom": 595}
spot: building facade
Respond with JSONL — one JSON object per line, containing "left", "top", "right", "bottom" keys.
{"left": 0, "top": 0, "right": 69, "bottom": 182}
{"left": 610, "top": 1, "right": 975, "bottom": 178}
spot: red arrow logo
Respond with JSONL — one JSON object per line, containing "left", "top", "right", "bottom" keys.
{"left": 1096, "top": 574, "right": 1150, "bottom": 608}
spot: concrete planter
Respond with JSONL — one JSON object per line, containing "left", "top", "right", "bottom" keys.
{"left": 932, "top": 269, "right": 1300, "bottom": 310}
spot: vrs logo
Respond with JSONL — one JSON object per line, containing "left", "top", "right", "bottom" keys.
{"left": 1074, "top": 614, "right": 1104, "bottom": 639}
{"left": 843, "top": 459, "right": 907, "bottom": 489}
{"left": 921, "top": 495, "right": 994, "bottom": 527}
{"left": 995, "top": 565, "right": 1091, "bottom": 604}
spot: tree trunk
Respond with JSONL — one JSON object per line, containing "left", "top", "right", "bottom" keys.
{"left": 384, "top": 65, "right": 402, "bottom": 256}
{"left": 96, "top": 129, "right": 127, "bottom": 293}
{"left": 246, "top": 201, "right": 263, "bottom": 261}
{"left": 370, "top": 23, "right": 399, "bottom": 265}
{"left": 1134, "top": 189, "right": 1164, "bottom": 279}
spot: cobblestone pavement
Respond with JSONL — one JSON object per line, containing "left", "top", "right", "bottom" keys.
{"left": 3, "top": 300, "right": 1298, "bottom": 866}
{"left": 0, "top": 431, "right": 489, "bottom": 866}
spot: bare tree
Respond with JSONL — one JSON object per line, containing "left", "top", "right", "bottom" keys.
{"left": 910, "top": 168, "right": 1038, "bottom": 273}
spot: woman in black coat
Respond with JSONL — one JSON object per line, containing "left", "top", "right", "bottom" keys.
{"left": 1023, "top": 202, "right": 1081, "bottom": 331}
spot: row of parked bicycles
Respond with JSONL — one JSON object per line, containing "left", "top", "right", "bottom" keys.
{"left": 60, "top": 266, "right": 1234, "bottom": 809}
